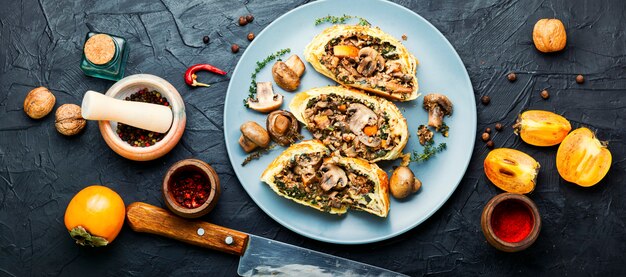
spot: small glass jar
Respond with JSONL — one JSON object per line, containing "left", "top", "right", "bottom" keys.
{"left": 80, "top": 32, "right": 129, "bottom": 81}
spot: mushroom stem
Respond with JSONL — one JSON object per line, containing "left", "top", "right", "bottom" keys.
{"left": 427, "top": 106, "right": 444, "bottom": 129}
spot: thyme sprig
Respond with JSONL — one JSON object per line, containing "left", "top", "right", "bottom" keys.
{"left": 242, "top": 144, "right": 277, "bottom": 166}
{"left": 244, "top": 48, "right": 291, "bottom": 107}
{"left": 411, "top": 140, "right": 447, "bottom": 163}
{"left": 315, "top": 14, "right": 371, "bottom": 26}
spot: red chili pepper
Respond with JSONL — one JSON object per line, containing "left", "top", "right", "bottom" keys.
{"left": 184, "top": 63, "right": 227, "bottom": 87}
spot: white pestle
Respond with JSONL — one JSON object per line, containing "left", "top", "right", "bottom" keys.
{"left": 81, "top": 90, "right": 173, "bottom": 133}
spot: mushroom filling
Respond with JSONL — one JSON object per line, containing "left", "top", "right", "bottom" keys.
{"left": 304, "top": 93, "right": 398, "bottom": 160}
{"left": 274, "top": 153, "right": 376, "bottom": 212}
{"left": 319, "top": 34, "right": 414, "bottom": 98}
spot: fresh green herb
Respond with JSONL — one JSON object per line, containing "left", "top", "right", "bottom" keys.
{"left": 315, "top": 15, "right": 371, "bottom": 26}
{"left": 244, "top": 48, "right": 291, "bottom": 107}
{"left": 242, "top": 144, "right": 276, "bottom": 166}
{"left": 411, "top": 140, "right": 446, "bottom": 163}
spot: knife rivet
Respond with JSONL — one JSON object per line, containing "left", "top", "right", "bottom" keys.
{"left": 225, "top": 236, "right": 234, "bottom": 245}
{"left": 197, "top": 228, "right": 205, "bottom": 236}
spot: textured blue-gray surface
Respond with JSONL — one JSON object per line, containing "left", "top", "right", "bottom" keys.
{"left": 0, "top": 0, "right": 625, "bottom": 276}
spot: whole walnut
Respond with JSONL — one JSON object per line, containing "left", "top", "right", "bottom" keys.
{"left": 533, "top": 18, "right": 567, "bottom": 53}
{"left": 55, "top": 104, "right": 86, "bottom": 136}
{"left": 24, "top": 87, "right": 55, "bottom": 119}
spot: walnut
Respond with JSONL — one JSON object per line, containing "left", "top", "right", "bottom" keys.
{"left": 24, "top": 87, "right": 55, "bottom": 119}
{"left": 55, "top": 104, "right": 86, "bottom": 136}
{"left": 533, "top": 19, "right": 567, "bottom": 53}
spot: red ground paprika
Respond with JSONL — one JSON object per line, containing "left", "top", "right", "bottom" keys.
{"left": 171, "top": 172, "right": 210, "bottom": 209}
{"left": 491, "top": 200, "right": 533, "bottom": 243}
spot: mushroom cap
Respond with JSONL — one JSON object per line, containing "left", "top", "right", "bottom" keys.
{"left": 272, "top": 61, "right": 300, "bottom": 91}
{"left": 240, "top": 121, "right": 270, "bottom": 148}
{"left": 389, "top": 166, "right": 416, "bottom": 199}
{"left": 423, "top": 93, "right": 453, "bottom": 115}
{"left": 248, "top": 82, "right": 283, "bottom": 113}
{"left": 284, "top": 55, "right": 305, "bottom": 77}
{"left": 266, "top": 110, "right": 300, "bottom": 146}
{"left": 320, "top": 163, "right": 348, "bottom": 191}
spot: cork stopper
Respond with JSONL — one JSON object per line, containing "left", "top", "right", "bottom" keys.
{"left": 84, "top": 34, "right": 116, "bottom": 65}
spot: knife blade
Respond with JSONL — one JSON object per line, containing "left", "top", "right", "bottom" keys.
{"left": 126, "top": 202, "right": 407, "bottom": 277}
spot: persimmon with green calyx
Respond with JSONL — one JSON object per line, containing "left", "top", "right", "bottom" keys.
{"left": 556, "top": 127, "right": 612, "bottom": 187}
{"left": 484, "top": 148, "right": 540, "bottom": 194}
{"left": 64, "top": 185, "right": 125, "bottom": 247}
{"left": 513, "top": 110, "right": 571, "bottom": 146}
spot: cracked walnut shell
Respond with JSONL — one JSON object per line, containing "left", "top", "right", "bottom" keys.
{"left": 24, "top": 87, "right": 56, "bottom": 119}
{"left": 533, "top": 19, "right": 567, "bottom": 53}
{"left": 55, "top": 104, "right": 86, "bottom": 136}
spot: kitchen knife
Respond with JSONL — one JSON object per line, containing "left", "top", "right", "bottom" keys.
{"left": 126, "top": 202, "right": 407, "bottom": 277}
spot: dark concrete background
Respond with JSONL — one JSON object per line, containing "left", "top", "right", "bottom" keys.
{"left": 1, "top": 0, "right": 625, "bottom": 276}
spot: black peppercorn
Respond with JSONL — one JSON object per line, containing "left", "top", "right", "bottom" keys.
{"left": 202, "top": 36, "right": 210, "bottom": 44}
{"left": 247, "top": 32, "right": 255, "bottom": 41}
{"left": 495, "top": 123, "right": 503, "bottom": 131}
{"left": 231, "top": 44, "right": 240, "bottom": 53}
{"left": 486, "top": 140, "right": 494, "bottom": 149}
{"left": 507, "top": 73, "right": 516, "bottom": 82}
{"left": 239, "top": 16, "right": 248, "bottom": 26}
{"left": 481, "top": 95, "right": 490, "bottom": 105}
{"left": 246, "top": 14, "right": 254, "bottom": 23}
{"left": 540, "top": 90, "right": 549, "bottom": 99}
{"left": 576, "top": 74, "right": 584, "bottom": 84}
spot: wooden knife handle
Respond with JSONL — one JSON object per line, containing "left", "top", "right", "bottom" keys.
{"left": 126, "top": 202, "right": 248, "bottom": 256}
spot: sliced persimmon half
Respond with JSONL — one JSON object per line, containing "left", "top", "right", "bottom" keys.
{"left": 484, "top": 148, "right": 540, "bottom": 194}
{"left": 556, "top": 127, "right": 612, "bottom": 187}
{"left": 513, "top": 110, "right": 571, "bottom": 146}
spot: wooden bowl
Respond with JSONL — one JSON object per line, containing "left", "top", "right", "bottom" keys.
{"left": 162, "top": 159, "right": 220, "bottom": 218}
{"left": 481, "top": 193, "right": 541, "bottom": 252}
{"left": 98, "top": 74, "right": 186, "bottom": 161}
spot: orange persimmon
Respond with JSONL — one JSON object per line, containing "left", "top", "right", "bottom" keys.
{"left": 64, "top": 185, "right": 125, "bottom": 247}
{"left": 484, "top": 148, "right": 540, "bottom": 194}
{"left": 556, "top": 128, "right": 612, "bottom": 187}
{"left": 513, "top": 110, "right": 571, "bottom": 146}
{"left": 333, "top": 45, "right": 359, "bottom": 58}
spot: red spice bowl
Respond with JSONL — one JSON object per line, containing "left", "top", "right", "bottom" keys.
{"left": 481, "top": 193, "right": 541, "bottom": 252}
{"left": 162, "top": 159, "right": 221, "bottom": 218}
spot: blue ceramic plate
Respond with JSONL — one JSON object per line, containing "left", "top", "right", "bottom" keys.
{"left": 224, "top": 0, "right": 476, "bottom": 244}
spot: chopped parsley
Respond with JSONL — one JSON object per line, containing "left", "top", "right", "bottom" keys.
{"left": 244, "top": 48, "right": 291, "bottom": 107}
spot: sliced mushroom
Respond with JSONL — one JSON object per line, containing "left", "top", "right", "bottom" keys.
{"left": 266, "top": 110, "right": 300, "bottom": 146}
{"left": 284, "top": 55, "right": 305, "bottom": 77}
{"left": 239, "top": 121, "right": 270, "bottom": 152}
{"left": 272, "top": 55, "right": 305, "bottom": 91}
{"left": 294, "top": 153, "right": 323, "bottom": 187}
{"left": 319, "top": 163, "right": 348, "bottom": 192}
{"left": 247, "top": 82, "right": 283, "bottom": 113}
{"left": 357, "top": 47, "right": 380, "bottom": 77}
{"left": 347, "top": 103, "right": 381, "bottom": 148}
{"left": 423, "top": 93, "right": 453, "bottom": 130}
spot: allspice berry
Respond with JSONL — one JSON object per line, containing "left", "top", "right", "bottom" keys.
{"left": 533, "top": 18, "right": 567, "bottom": 53}
{"left": 238, "top": 16, "right": 248, "bottom": 26}
{"left": 507, "top": 73, "right": 517, "bottom": 82}
{"left": 24, "top": 87, "right": 56, "bottom": 119}
{"left": 482, "top": 132, "right": 490, "bottom": 142}
{"left": 246, "top": 14, "right": 254, "bottom": 23}
{"left": 486, "top": 140, "right": 495, "bottom": 149}
{"left": 576, "top": 74, "right": 584, "bottom": 84}
{"left": 231, "top": 44, "right": 240, "bottom": 53}
{"left": 481, "top": 96, "right": 491, "bottom": 105}
{"left": 495, "top": 123, "right": 503, "bottom": 131}
{"left": 55, "top": 104, "right": 86, "bottom": 136}
{"left": 540, "top": 89, "right": 550, "bottom": 99}
{"left": 247, "top": 32, "right": 255, "bottom": 41}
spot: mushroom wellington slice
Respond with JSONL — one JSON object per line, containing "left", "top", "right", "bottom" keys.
{"left": 261, "top": 140, "right": 390, "bottom": 217}
{"left": 304, "top": 24, "right": 419, "bottom": 101}
{"left": 289, "top": 86, "right": 408, "bottom": 162}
